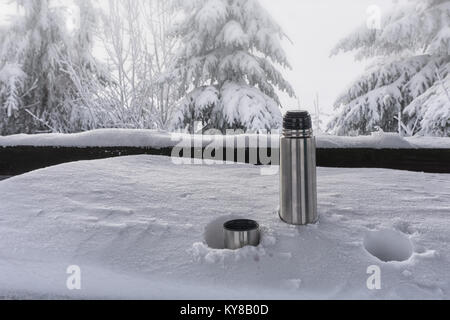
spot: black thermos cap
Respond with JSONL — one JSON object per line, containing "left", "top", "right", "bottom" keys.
{"left": 283, "top": 111, "right": 312, "bottom": 130}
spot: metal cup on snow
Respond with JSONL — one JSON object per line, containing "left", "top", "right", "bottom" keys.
{"left": 223, "top": 219, "right": 260, "bottom": 250}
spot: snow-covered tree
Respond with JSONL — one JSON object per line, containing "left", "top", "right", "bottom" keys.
{"left": 143, "top": 0, "right": 179, "bottom": 129}
{"left": 0, "top": 0, "right": 67, "bottom": 134}
{"left": 97, "top": 0, "right": 178, "bottom": 130}
{"left": 0, "top": 0, "right": 104, "bottom": 134}
{"left": 328, "top": 0, "right": 450, "bottom": 137}
{"left": 59, "top": 0, "right": 113, "bottom": 132}
{"left": 168, "top": 0, "right": 295, "bottom": 133}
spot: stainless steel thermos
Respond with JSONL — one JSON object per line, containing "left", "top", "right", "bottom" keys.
{"left": 279, "top": 111, "right": 318, "bottom": 225}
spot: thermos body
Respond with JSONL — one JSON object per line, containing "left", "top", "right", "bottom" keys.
{"left": 279, "top": 111, "right": 318, "bottom": 225}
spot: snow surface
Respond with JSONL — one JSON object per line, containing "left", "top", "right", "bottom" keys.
{"left": 0, "top": 129, "right": 449, "bottom": 149}
{"left": 0, "top": 155, "right": 449, "bottom": 299}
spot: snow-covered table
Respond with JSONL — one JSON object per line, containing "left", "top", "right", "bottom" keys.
{"left": 0, "top": 155, "right": 449, "bottom": 299}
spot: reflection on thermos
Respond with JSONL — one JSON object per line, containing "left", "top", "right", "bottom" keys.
{"left": 279, "top": 111, "right": 318, "bottom": 225}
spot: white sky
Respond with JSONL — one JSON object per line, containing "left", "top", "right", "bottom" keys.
{"left": 259, "top": 0, "right": 394, "bottom": 116}
{"left": 0, "top": 0, "right": 396, "bottom": 118}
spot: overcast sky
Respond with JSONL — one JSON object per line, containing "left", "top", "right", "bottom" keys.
{"left": 259, "top": 0, "right": 394, "bottom": 117}
{"left": 0, "top": 0, "right": 396, "bottom": 119}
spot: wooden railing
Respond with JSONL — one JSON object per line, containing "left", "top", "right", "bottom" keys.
{"left": 1, "top": 146, "right": 449, "bottom": 176}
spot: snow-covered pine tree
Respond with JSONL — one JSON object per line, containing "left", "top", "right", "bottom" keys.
{"left": 61, "top": 0, "right": 113, "bottom": 132}
{"left": 0, "top": 0, "right": 103, "bottom": 134}
{"left": 328, "top": 0, "right": 450, "bottom": 137}
{"left": 72, "top": 0, "right": 100, "bottom": 72}
{"left": 168, "top": 0, "right": 295, "bottom": 133}
{"left": 0, "top": 0, "right": 70, "bottom": 134}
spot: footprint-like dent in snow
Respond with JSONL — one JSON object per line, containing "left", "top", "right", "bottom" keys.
{"left": 364, "top": 229, "right": 413, "bottom": 263}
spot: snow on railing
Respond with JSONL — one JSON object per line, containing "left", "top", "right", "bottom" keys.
{"left": 0, "top": 129, "right": 449, "bottom": 149}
